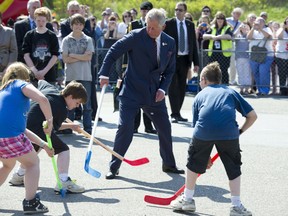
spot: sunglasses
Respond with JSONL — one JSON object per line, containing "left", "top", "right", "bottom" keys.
{"left": 175, "top": 8, "right": 184, "bottom": 12}
{"left": 124, "top": 15, "right": 131, "bottom": 18}
{"left": 203, "top": 10, "right": 210, "bottom": 13}
{"left": 91, "top": 18, "right": 95, "bottom": 21}
{"left": 217, "top": 17, "right": 225, "bottom": 20}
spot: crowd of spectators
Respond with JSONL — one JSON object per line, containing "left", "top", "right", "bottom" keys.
{"left": 1, "top": 1, "right": 288, "bottom": 96}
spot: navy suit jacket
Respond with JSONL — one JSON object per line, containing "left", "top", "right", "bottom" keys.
{"left": 131, "top": 19, "right": 144, "bottom": 30}
{"left": 14, "top": 18, "right": 53, "bottom": 62}
{"left": 99, "top": 28, "right": 176, "bottom": 105}
{"left": 164, "top": 18, "right": 199, "bottom": 66}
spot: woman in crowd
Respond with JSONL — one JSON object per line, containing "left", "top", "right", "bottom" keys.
{"left": 117, "top": 10, "right": 132, "bottom": 38}
{"left": 247, "top": 17, "right": 274, "bottom": 96}
{"left": 234, "top": 22, "right": 252, "bottom": 94}
{"left": 203, "top": 12, "right": 233, "bottom": 84}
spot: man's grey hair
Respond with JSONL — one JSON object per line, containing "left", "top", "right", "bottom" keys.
{"left": 27, "top": 0, "right": 41, "bottom": 10}
{"left": 67, "top": 0, "right": 80, "bottom": 10}
{"left": 145, "top": 8, "right": 166, "bottom": 26}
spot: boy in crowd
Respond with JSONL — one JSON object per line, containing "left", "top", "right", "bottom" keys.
{"left": 22, "top": 7, "right": 59, "bottom": 84}
{"left": 61, "top": 13, "right": 94, "bottom": 134}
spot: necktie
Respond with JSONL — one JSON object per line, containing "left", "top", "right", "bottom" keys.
{"left": 179, "top": 21, "right": 185, "bottom": 52}
{"left": 32, "top": 20, "right": 36, "bottom": 29}
{"left": 153, "top": 38, "right": 158, "bottom": 66}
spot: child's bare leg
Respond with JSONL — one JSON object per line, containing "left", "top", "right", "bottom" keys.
{"left": 0, "top": 158, "right": 16, "bottom": 185}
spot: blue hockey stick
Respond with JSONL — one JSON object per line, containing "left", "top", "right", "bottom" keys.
{"left": 84, "top": 84, "right": 106, "bottom": 178}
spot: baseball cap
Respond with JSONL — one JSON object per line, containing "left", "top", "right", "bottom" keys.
{"left": 140, "top": 1, "right": 153, "bottom": 10}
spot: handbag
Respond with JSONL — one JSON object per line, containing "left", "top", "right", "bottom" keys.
{"left": 250, "top": 39, "right": 268, "bottom": 63}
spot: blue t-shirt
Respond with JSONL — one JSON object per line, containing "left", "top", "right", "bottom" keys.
{"left": 0, "top": 80, "right": 30, "bottom": 138}
{"left": 192, "top": 84, "right": 253, "bottom": 141}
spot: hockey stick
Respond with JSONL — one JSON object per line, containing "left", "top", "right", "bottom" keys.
{"left": 66, "top": 118, "right": 149, "bottom": 166}
{"left": 83, "top": 84, "right": 107, "bottom": 178}
{"left": 144, "top": 152, "right": 219, "bottom": 205}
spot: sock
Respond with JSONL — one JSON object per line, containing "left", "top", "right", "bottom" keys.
{"left": 231, "top": 196, "right": 241, "bottom": 207}
{"left": 59, "top": 173, "right": 68, "bottom": 182}
{"left": 16, "top": 167, "right": 26, "bottom": 176}
{"left": 184, "top": 188, "right": 194, "bottom": 201}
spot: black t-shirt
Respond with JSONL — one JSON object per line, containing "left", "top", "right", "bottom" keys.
{"left": 26, "top": 80, "right": 67, "bottom": 135}
{"left": 22, "top": 29, "right": 59, "bottom": 82}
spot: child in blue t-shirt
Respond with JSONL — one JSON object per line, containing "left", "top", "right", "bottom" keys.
{"left": 0, "top": 62, "right": 54, "bottom": 214}
{"left": 171, "top": 62, "right": 257, "bottom": 216}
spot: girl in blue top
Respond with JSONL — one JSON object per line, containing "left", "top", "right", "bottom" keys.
{"left": 0, "top": 62, "right": 54, "bottom": 214}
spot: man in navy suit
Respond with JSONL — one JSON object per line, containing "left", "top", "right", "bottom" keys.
{"left": 130, "top": 1, "right": 157, "bottom": 134}
{"left": 99, "top": 8, "right": 184, "bottom": 179}
{"left": 164, "top": 2, "right": 199, "bottom": 123}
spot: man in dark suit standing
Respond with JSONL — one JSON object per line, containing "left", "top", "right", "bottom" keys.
{"left": 14, "top": 0, "right": 53, "bottom": 63}
{"left": 164, "top": 2, "right": 199, "bottom": 123}
{"left": 130, "top": 1, "right": 157, "bottom": 134}
{"left": 99, "top": 8, "right": 184, "bottom": 179}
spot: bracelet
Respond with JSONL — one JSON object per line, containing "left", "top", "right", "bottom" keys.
{"left": 39, "top": 140, "right": 45, "bottom": 148}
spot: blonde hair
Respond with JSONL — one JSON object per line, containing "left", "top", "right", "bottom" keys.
{"left": 1, "top": 62, "right": 31, "bottom": 90}
{"left": 34, "top": 7, "right": 51, "bottom": 21}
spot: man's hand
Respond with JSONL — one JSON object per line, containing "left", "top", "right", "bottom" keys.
{"left": 193, "top": 65, "right": 199, "bottom": 72}
{"left": 155, "top": 89, "right": 165, "bottom": 102}
{"left": 100, "top": 78, "right": 109, "bottom": 88}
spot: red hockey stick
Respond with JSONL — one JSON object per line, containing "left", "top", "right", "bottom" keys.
{"left": 144, "top": 153, "right": 219, "bottom": 205}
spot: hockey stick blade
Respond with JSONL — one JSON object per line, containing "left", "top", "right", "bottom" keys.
{"left": 123, "top": 157, "right": 150, "bottom": 166}
{"left": 84, "top": 151, "right": 101, "bottom": 178}
{"left": 144, "top": 153, "right": 219, "bottom": 205}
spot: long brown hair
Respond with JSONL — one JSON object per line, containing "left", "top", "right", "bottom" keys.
{"left": 1, "top": 62, "right": 31, "bottom": 91}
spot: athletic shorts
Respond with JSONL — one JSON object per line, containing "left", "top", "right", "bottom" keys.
{"left": 33, "top": 130, "right": 69, "bottom": 155}
{"left": 187, "top": 137, "right": 242, "bottom": 180}
{"left": 0, "top": 133, "right": 33, "bottom": 159}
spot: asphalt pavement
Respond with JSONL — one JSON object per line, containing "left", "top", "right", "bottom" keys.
{"left": 0, "top": 90, "right": 287, "bottom": 216}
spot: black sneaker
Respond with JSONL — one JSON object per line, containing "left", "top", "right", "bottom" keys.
{"left": 23, "top": 196, "right": 49, "bottom": 215}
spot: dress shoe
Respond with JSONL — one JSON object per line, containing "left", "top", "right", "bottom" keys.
{"left": 145, "top": 128, "right": 157, "bottom": 134}
{"left": 171, "top": 116, "right": 188, "bottom": 123}
{"left": 171, "top": 117, "right": 178, "bottom": 123}
{"left": 176, "top": 116, "right": 188, "bottom": 122}
{"left": 105, "top": 170, "right": 119, "bottom": 179}
{"left": 162, "top": 165, "right": 185, "bottom": 174}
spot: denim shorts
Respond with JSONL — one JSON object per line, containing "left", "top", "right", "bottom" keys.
{"left": 187, "top": 137, "right": 242, "bottom": 180}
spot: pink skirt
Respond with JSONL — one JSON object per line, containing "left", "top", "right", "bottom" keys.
{"left": 0, "top": 133, "right": 33, "bottom": 159}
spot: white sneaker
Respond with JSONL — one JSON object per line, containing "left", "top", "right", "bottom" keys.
{"left": 54, "top": 177, "right": 85, "bottom": 193}
{"left": 9, "top": 173, "right": 24, "bottom": 186}
{"left": 170, "top": 194, "right": 196, "bottom": 212}
{"left": 230, "top": 204, "right": 252, "bottom": 216}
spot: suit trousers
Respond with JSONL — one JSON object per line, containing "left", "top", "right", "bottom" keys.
{"left": 109, "top": 97, "right": 176, "bottom": 172}
{"left": 168, "top": 55, "right": 190, "bottom": 117}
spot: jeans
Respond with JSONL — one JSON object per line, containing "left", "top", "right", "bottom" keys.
{"left": 67, "top": 80, "right": 92, "bottom": 132}
{"left": 249, "top": 56, "right": 274, "bottom": 94}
